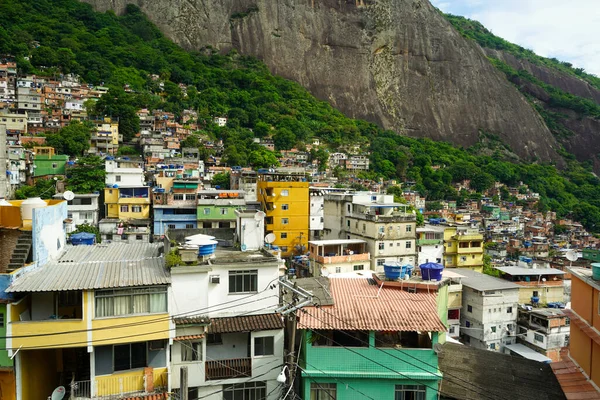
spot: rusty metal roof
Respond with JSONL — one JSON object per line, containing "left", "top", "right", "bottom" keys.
{"left": 298, "top": 277, "right": 446, "bottom": 332}
{"left": 7, "top": 243, "right": 168, "bottom": 292}
{"left": 207, "top": 313, "right": 284, "bottom": 334}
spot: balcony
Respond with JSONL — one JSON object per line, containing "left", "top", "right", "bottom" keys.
{"left": 361, "top": 213, "right": 415, "bottom": 223}
{"left": 314, "top": 253, "right": 370, "bottom": 264}
{"left": 205, "top": 358, "right": 252, "bottom": 380}
{"left": 71, "top": 370, "right": 167, "bottom": 399}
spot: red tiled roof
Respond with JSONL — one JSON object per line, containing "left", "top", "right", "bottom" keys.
{"left": 122, "top": 393, "right": 168, "bottom": 400}
{"left": 173, "top": 316, "right": 210, "bottom": 325}
{"left": 208, "top": 313, "right": 284, "bottom": 334}
{"left": 551, "top": 348, "right": 600, "bottom": 399}
{"left": 299, "top": 278, "right": 446, "bottom": 332}
{"left": 174, "top": 334, "right": 205, "bottom": 341}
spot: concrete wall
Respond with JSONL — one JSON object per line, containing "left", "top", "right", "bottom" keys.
{"left": 31, "top": 200, "right": 67, "bottom": 264}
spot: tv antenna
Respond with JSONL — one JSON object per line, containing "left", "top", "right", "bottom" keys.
{"left": 62, "top": 190, "right": 75, "bottom": 201}
{"left": 265, "top": 233, "right": 276, "bottom": 244}
{"left": 566, "top": 249, "right": 578, "bottom": 268}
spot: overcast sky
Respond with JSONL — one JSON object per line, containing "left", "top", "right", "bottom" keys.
{"left": 431, "top": 0, "right": 600, "bottom": 76}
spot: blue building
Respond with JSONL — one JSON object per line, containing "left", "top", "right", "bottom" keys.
{"left": 153, "top": 205, "right": 197, "bottom": 237}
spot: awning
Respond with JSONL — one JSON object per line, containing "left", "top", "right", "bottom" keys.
{"left": 504, "top": 343, "right": 552, "bottom": 363}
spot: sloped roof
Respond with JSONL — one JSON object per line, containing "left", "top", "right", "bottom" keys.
{"left": 173, "top": 316, "right": 210, "bottom": 326}
{"left": 298, "top": 278, "right": 446, "bottom": 332}
{"left": 438, "top": 343, "right": 565, "bottom": 400}
{"left": 207, "top": 313, "right": 284, "bottom": 334}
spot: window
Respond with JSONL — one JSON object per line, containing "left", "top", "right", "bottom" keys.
{"left": 52, "top": 162, "right": 58, "bottom": 169}
{"left": 120, "top": 205, "right": 129, "bottom": 212}
{"left": 229, "top": 270, "right": 258, "bottom": 293}
{"left": 106, "top": 234, "right": 113, "bottom": 241}
{"left": 281, "top": 232, "right": 288, "bottom": 239}
{"left": 132, "top": 205, "right": 142, "bottom": 213}
{"left": 0, "top": 313, "right": 4, "bottom": 328}
{"left": 173, "top": 194, "right": 184, "bottom": 201}
{"left": 311, "top": 383, "right": 336, "bottom": 400}
{"left": 136, "top": 235, "right": 143, "bottom": 240}
{"left": 378, "top": 226, "right": 385, "bottom": 234}
{"left": 533, "top": 291, "right": 539, "bottom": 297}
{"left": 203, "top": 222, "right": 212, "bottom": 229}
{"left": 466, "top": 321, "right": 470, "bottom": 328}
{"left": 280, "top": 190, "right": 289, "bottom": 196}
{"left": 491, "top": 326, "right": 497, "bottom": 333}
{"left": 534, "top": 333, "right": 544, "bottom": 342}
{"left": 379, "top": 243, "right": 385, "bottom": 250}
{"left": 224, "top": 382, "right": 267, "bottom": 400}
{"left": 254, "top": 336, "right": 274, "bottom": 356}
{"left": 168, "top": 224, "right": 176, "bottom": 229}
{"left": 282, "top": 204, "right": 289, "bottom": 210}
{"left": 395, "top": 384, "right": 426, "bottom": 400}
{"left": 203, "top": 208, "right": 210, "bottom": 215}
{"left": 489, "top": 343, "right": 496, "bottom": 350}
{"left": 405, "top": 241, "right": 412, "bottom": 249}
{"left": 354, "top": 265, "right": 364, "bottom": 271}
{"left": 406, "top": 225, "right": 412, "bottom": 232}
{"left": 507, "top": 307, "right": 513, "bottom": 313}
{"left": 347, "top": 219, "right": 350, "bottom": 227}
{"left": 377, "top": 259, "right": 385, "bottom": 266}
{"left": 220, "top": 208, "right": 228, "bottom": 215}
{"left": 114, "top": 342, "right": 146, "bottom": 371}
{"left": 467, "top": 305, "right": 472, "bottom": 313}
{"left": 281, "top": 246, "right": 288, "bottom": 252}
{"left": 335, "top": 266, "right": 341, "bottom": 273}
{"left": 116, "top": 175, "right": 121, "bottom": 182}
{"left": 207, "top": 333, "right": 222, "bottom": 345}
{"left": 95, "top": 286, "right": 167, "bottom": 317}
{"left": 281, "top": 218, "right": 289, "bottom": 225}
{"left": 181, "top": 342, "right": 202, "bottom": 362}
{"left": 186, "top": 224, "right": 194, "bottom": 229}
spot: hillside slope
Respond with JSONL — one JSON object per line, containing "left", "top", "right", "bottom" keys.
{"left": 82, "top": 0, "right": 562, "bottom": 164}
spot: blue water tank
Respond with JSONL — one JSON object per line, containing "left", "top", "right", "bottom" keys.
{"left": 384, "top": 263, "right": 402, "bottom": 280}
{"left": 112, "top": 184, "right": 119, "bottom": 189}
{"left": 70, "top": 232, "right": 96, "bottom": 246}
{"left": 531, "top": 296, "right": 540, "bottom": 304}
{"left": 420, "top": 262, "right": 444, "bottom": 281}
{"left": 197, "top": 240, "right": 218, "bottom": 256}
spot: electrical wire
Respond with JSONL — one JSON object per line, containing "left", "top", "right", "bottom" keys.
{"left": 297, "top": 362, "right": 376, "bottom": 400}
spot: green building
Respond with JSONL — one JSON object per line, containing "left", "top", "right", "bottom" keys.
{"left": 33, "top": 154, "right": 68, "bottom": 177}
{"left": 583, "top": 248, "right": 600, "bottom": 262}
{"left": 298, "top": 277, "right": 445, "bottom": 400}
{"left": 197, "top": 190, "right": 247, "bottom": 229}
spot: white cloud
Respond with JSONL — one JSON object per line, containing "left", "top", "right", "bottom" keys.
{"left": 431, "top": 0, "right": 600, "bottom": 76}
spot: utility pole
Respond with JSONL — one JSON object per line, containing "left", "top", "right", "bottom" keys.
{"left": 180, "top": 366, "right": 188, "bottom": 400}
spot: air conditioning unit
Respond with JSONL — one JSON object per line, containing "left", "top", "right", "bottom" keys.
{"left": 210, "top": 275, "right": 220, "bottom": 284}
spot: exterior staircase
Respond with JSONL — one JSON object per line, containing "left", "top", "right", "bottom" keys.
{"left": 7, "top": 230, "right": 32, "bottom": 272}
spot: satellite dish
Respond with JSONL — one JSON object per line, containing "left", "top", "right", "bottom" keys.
{"left": 265, "top": 233, "right": 276, "bottom": 244}
{"left": 566, "top": 250, "right": 578, "bottom": 262}
{"left": 51, "top": 387, "right": 66, "bottom": 400}
{"left": 63, "top": 191, "right": 75, "bottom": 201}
{"left": 254, "top": 211, "right": 266, "bottom": 221}
{"left": 433, "top": 343, "right": 443, "bottom": 354}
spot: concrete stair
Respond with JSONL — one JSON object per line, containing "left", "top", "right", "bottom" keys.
{"left": 6, "top": 231, "right": 32, "bottom": 272}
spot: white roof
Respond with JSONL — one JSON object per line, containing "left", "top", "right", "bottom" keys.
{"left": 495, "top": 266, "right": 565, "bottom": 276}
{"left": 309, "top": 239, "right": 367, "bottom": 246}
{"left": 504, "top": 344, "right": 552, "bottom": 363}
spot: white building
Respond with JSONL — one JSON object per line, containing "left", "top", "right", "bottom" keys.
{"left": 309, "top": 188, "right": 325, "bottom": 240}
{"left": 322, "top": 192, "right": 417, "bottom": 271}
{"left": 511, "top": 308, "right": 570, "bottom": 362}
{"left": 458, "top": 268, "right": 520, "bottom": 353}
{"left": 169, "top": 241, "right": 285, "bottom": 399}
{"left": 105, "top": 157, "right": 145, "bottom": 187}
{"left": 213, "top": 116, "right": 228, "bottom": 127}
{"left": 308, "top": 239, "right": 370, "bottom": 275}
{"left": 53, "top": 193, "right": 100, "bottom": 232}
{"left": 416, "top": 225, "right": 445, "bottom": 266}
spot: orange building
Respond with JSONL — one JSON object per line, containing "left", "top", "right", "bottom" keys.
{"left": 565, "top": 266, "right": 600, "bottom": 389}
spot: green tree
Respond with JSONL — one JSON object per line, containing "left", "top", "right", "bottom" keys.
{"left": 212, "top": 172, "right": 231, "bottom": 189}
{"left": 273, "top": 128, "right": 296, "bottom": 150}
{"left": 117, "top": 145, "right": 140, "bottom": 156}
{"left": 45, "top": 121, "right": 93, "bottom": 156}
{"left": 65, "top": 155, "right": 106, "bottom": 193}
{"left": 14, "top": 178, "right": 57, "bottom": 199}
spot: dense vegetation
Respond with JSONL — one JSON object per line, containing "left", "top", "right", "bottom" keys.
{"left": 444, "top": 13, "right": 600, "bottom": 90}
{"left": 2, "top": 0, "right": 600, "bottom": 232}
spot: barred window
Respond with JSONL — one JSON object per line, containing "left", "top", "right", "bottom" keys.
{"left": 228, "top": 270, "right": 258, "bottom": 293}
{"left": 310, "top": 383, "right": 336, "bottom": 400}
{"left": 95, "top": 286, "right": 167, "bottom": 317}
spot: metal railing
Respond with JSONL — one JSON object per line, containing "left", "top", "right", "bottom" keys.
{"left": 205, "top": 358, "right": 252, "bottom": 380}
{"left": 70, "top": 371, "right": 167, "bottom": 399}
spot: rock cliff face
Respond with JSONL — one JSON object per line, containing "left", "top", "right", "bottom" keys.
{"left": 83, "top": 0, "right": 562, "bottom": 163}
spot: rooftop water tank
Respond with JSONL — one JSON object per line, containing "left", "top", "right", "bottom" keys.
{"left": 70, "top": 232, "right": 96, "bottom": 246}
{"left": 420, "top": 262, "right": 444, "bottom": 281}
{"left": 383, "top": 262, "right": 403, "bottom": 280}
{"left": 592, "top": 263, "right": 600, "bottom": 281}
{"left": 20, "top": 197, "right": 47, "bottom": 221}
{"left": 197, "top": 240, "right": 218, "bottom": 256}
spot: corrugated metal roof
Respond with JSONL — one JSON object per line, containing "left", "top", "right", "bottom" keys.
{"left": 299, "top": 278, "right": 446, "bottom": 332}
{"left": 496, "top": 266, "right": 565, "bottom": 276}
{"left": 456, "top": 268, "right": 521, "bottom": 292}
{"left": 7, "top": 243, "right": 168, "bottom": 292}
{"left": 207, "top": 313, "right": 284, "bottom": 334}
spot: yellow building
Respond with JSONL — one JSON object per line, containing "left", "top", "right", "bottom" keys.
{"left": 257, "top": 171, "right": 309, "bottom": 257}
{"left": 89, "top": 117, "right": 120, "bottom": 155}
{"left": 104, "top": 187, "right": 151, "bottom": 220}
{"left": 443, "top": 226, "right": 484, "bottom": 272}
{"left": 6, "top": 242, "right": 170, "bottom": 400}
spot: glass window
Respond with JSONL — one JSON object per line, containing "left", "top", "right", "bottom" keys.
{"left": 220, "top": 208, "right": 228, "bottom": 215}
{"left": 95, "top": 286, "right": 167, "bottom": 317}
{"left": 181, "top": 342, "right": 202, "bottom": 362}
{"left": 280, "top": 190, "right": 289, "bottom": 196}
{"left": 114, "top": 342, "right": 147, "bottom": 371}
{"left": 174, "top": 194, "right": 184, "bottom": 201}
{"left": 0, "top": 313, "right": 4, "bottom": 328}
{"left": 116, "top": 175, "right": 121, "bottom": 182}
{"left": 186, "top": 224, "right": 194, "bottom": 229}
{"left": 507, "top": 307, "right": 513, "bottom": 313}
{"left": 491, "top": 326, "right": 497, "bottom": 333}
{"left": 204, "top": 208, "right": 210, "bottom": 215}
{"left": 168, "top": 224, "right": 176, "bottom": 229}
{"left": 311, "top": 383, "right": 336, "bottom": 400}
{"left": 207, "top": 333, "right": 222, "bottom": 345}
{"left": 132, "top": 205, "right": 142, "bottom": 213}
{"left": 224, "top": 382, "right": 267, "bottom": 400}
{"left": 405, "top": 241, "right": 412, "bottom": 249}
{"left": 281, "top": 232, "right": 288, "bottom": 239}
{"left": 229, "top": 270, "right": 258, "bottom": 293}
{"left": 534, "top": 333, "right": 544, "bottom": 342}
{"left": 406, "top": 225, "right": 412, "bottom": 232}
{"left": 467, "top": 305, "right": 472, "bottom": 312}
{"left": 282, "top": 204, "right": 289, "bottom": 210}
{"left": 377, "top": 259, "right": 385, "bottom": 266}
{"left": 353, "top": 265, "right": 364, "bottom": 271}
{"left": 395, "top": 384, "right": 426, "bottom": 400}
{"left": 378, "top": 243, "right": 385, "bottom": 250}
{"left": 120, "top": 205, "right": 129, "bottom": 212}
{"left": 254, "top": 336, "right": 274, "bottom": 356}
{"left": 281, "top": 218, "right": 289, "bottom": 225}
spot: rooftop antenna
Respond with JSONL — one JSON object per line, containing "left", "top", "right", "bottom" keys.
{"left": 265, "top": 233, "right": 276, "bottom": 244}
{"left": 50, "top": 387, "right": 66, "bottom": 400}
{"left": 566, "top": 249, "right": 578, "bottom": 269}
{"left": 62, "top": 190, "right": 75, "bottom": 201}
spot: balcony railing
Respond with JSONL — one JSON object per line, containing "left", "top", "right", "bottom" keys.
{"left": 205, "top": 358, "right": 252, "bottom": 380}
{"left": 71, "top": 371, "right": 167, "bottom": 399}
{"left": 313, "top": 253, "right": 370, "bottom": 264}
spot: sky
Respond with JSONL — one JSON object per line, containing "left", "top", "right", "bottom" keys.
{"left": 430, "top": 0, "right": 600, "bottom": 76}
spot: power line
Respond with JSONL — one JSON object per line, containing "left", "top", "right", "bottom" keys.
{"left": 297, "top": 362, "right": 376, "bottom": 400}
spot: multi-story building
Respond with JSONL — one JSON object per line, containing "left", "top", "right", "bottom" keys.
{"left": 444, "top": 226, "right": 484, "bottom": 272}
{"left": 513, "top": 308, "right": 570, "bottom": 362}
{"left": 53, "top": 193, "right": 100, "bottom": 231}
{"left": 416, "top": 225, "right": 445, "bottom": 266}
{"left": 89, "top": 117, "right": 119, "bottom": 155}
{"left": 101, "top": 185, "right": 151, "bottom": 243}
{"left": 297, "top": 276, "right": 445, "bottom": 399}
{"left": 257, "top": 170, "right": 309, "bottom": 257}
{"left": 104, "top": 157, "right": 145, "bottom": 188}
{"left": 0, "top": 111, "right": 27, "bottom": 145}
{"left": 458, "top": 269, "right": 519, "bottom": 353}
{"left": 168, "top": 236, "right": 284, "bottom": 399}
{"left": 564, "top": 266, "right": 600, "bottom": 389}
{"left": 6, "top": 242, "right": 171, "bottom": 400}
{"left": 230, "top": 169, "right": 257, "bottom": 201}
{"left": 309, "top": 188, "right": 325, "bottom": 240}
{"left": 494, "top": 266, "right": 565, "bottom": 306}
{"left": 322, "top": 192, "right": 416, "bottom": 271}
{"left": 16, "top": 86, "right": 43, "bottom": 128}
{"left": 196, "top": 190, "right": 247, "bottom": 230}
{"left": 308, "top": 239, "right": 370, "bottom": 275}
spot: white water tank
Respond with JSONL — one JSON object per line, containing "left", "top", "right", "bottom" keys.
{"left": 20, "top": 197, "right": 47, "bottom": 220}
